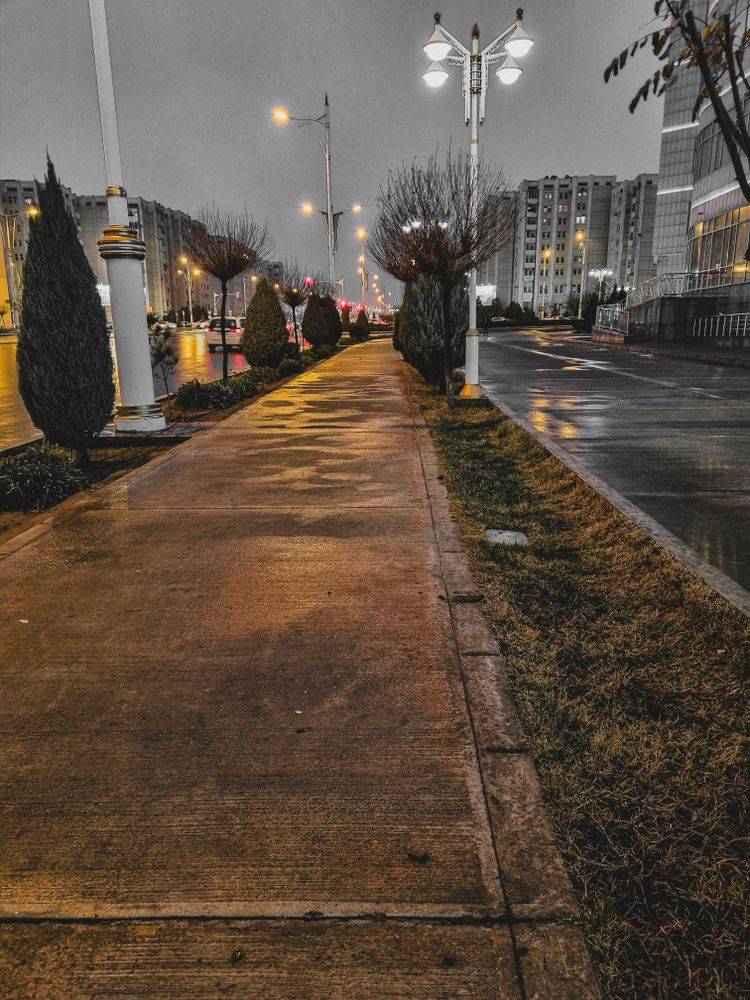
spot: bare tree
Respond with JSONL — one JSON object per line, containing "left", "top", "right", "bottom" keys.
{"left": 278, "top": 258, "right": 314, "bottom": 350}
{"left": 606, "top": 1, "right": 750, "bottom": 258}
{"left": 187, "top": 207, "right": 274, "bottom": 382}
{"left": 368, "top": 148, "right": 515, "bottom": 401}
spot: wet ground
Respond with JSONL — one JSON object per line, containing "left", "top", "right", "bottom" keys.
{"left": 479, "top": 330, "right": 750, "bottom": 592}
{"left": 0, "top": 329, "right": 248, "bottom": 450}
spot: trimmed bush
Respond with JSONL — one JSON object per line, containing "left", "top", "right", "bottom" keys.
{"left": 398, "top": 274, "right": 444, "bottom": 386}
{"left": 449, "top": 282, "right": 469, "bottom": 367}
{"left": 278, "top": 357, "right": 304, "bottom": 377}
{"left": 392, "top": 312, "right": 401, "bottom": 352}
{"left": 301, "top": 294, "right": 327, "bottom": 348}
{"left": 340, "top": 304, "right": 351, "bottom": 333}
{"left": 242, "top": 277, "right": 288, "bottom": 366}
{"left": 350, "top": 308, "right": 370, "bottom": 342}
{"left": 0, "top": 444, "right": 87, "bottom": 511}
{"left": 320, "top": 295, "right": 343, "bottom": 345}
{"left": 18, "top": 157, "right": 114, "bottom": 459}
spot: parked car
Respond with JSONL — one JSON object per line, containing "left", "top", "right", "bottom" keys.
{"left": 206, "top": 316, "right": 245, "bottom": 350}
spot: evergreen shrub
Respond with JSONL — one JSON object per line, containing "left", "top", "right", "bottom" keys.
{"left": 0, "top": 444, "right": 87, "bottom": 511}
{"left": 301, "top": 294, "right": 327, "bottom": 348}
{"left": 242, "top": 277, "right": 288, "bottom": 366}
{"left": 17, "top": 158, "right": 114, "bottom": 458}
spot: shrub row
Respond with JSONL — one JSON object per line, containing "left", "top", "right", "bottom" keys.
{"left": 0, "top": 444, "right": 87, "bottom": 512}
{"left": 174, "top": 348, "right": 331, "bottom": 412}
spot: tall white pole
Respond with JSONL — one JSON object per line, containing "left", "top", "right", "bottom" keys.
{"left": 459, "top": 24, "right": 483, "bottom": 399}
{"left": 88, "top": 0, "right": 165, "bottom": 432}
{"left": 323, "top": 95, "right": 336, "bottom": 289}
{"left": 577, "top": 234, "right": 588, "bottom": 319}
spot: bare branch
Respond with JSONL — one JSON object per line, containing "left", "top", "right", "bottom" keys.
{"left": 186, "top": 206, "right": 274, "bottom": 286}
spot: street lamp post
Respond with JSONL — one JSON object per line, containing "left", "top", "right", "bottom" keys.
{"left": 357, "top": 227, "right": 368, "bottom": 310}
{"left": 422, "top": 8, "right": 534, "bottom": 399}
{"left": 273, "top": 97, "right": 337, "bottom": 287}
{"left": 177, "top": 255, "right": 195, "bottom": 326}
{"left": 540, "top": 247, "right": 551, "bottom": 319}
{"left": 88, "top": 0, "right": 165, "bottom": 432}
{"left": 589, "top": 267, "right": 614, "bottom": 300}
{"left": 576, "top": 229, "right": 588, "bottom": 319}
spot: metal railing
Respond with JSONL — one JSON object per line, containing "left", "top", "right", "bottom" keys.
{"left": 692, "top": 312, "right": 750, "bottom": 338}
{"left": 595, "top": 303, "right": 630, "bottom": 334}
{"left": 626, "top": 263, "right": 750, "bottom": 310}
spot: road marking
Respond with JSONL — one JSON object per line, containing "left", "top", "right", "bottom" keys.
{"left": 492, "top": 340, "right": 745, "bottom": 402}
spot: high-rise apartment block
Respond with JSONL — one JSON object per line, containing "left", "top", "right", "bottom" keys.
{"left": 1, "top": 181, "right": 279, "bottom": 323}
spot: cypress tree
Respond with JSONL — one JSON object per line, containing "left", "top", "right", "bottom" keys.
{"left": 18, "top": 157, "right": 114, "bottom": 460}
{"left": 301, "top": 293, "right": 327, "bottom": 348}
{"left": 242, "top": 277, "right": 288, "bottom": 366}
{"left": 449, "top": 281, "right": 469, "bottom": 367}
{"left": 398, "top": 275, "right": 443, "bottom": 387}
{"left": 351, "top": 308, "right": 370, "bottom": 342}
{"left": 320, "top": 294, "right": 342, "bottom": 345}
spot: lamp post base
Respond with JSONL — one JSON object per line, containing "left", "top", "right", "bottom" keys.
{"left": 459, "top": 382, "right": 484, "bottom": 400}
{"left": 114, "top": 402, "right": 167, "bottom": 433}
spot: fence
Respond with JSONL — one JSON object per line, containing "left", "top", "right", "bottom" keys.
{"left": 692, "top": 312, "right": 750, "bottom": 338}
{"left": 626, "top": 264, "right": 750, "bottom": 310}
{"left": 595, "top": 303, "right": 630, "bottom": 335}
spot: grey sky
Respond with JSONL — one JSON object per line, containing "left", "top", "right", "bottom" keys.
{"left": 1, "top": 0, "right": 664, "bottom": 298}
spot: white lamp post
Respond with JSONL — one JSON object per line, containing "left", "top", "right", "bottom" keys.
{"left": 87, "top": 0, "right": 165, "bottom": 432}
{"left": 589, "top": 267, "right": 614, "bottom": 299}
{"left": 273, "top": 96, "right": 337, "bottom": 287}
{"left": 421, "top": 8, "right": 534, "bottom": 399}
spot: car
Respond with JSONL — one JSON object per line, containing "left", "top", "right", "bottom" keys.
{"left": 206, "top": 316, "right": 245, "bottom": 350}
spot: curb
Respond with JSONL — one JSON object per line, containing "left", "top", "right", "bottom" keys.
{"left": 486, "top": 394, "right": 750, "bottom": 618}
{"left": 407, "top": 373, "right": 601, "bottom": 999}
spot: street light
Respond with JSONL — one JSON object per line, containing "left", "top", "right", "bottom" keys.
{"left": 540, "top": 247, "right": 552, "bottom": 319}
{"left": 272, "top": 95, "right": 337, "bottom": 286}
{"left": 357, "top": 227, "right": 368, "bottom": 310}
{"left": 177, "top": 254, "right": 196, "bottom": 326}
{"left": 589, "top": 266, "right": 613, "bottom": 299}
{"left": 421, "top": 8, "right": 534, "bottom": 399}
{"left": 87, "top": 0, "right": 165, "bottom": 432}
{"left": 575, "top": 229, "right": 588, "bottom": 319}
{"left": 1, "top": 202, "right": 39, "bottom": 328}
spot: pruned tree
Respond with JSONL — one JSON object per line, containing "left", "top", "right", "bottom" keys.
{"left": 368, "top": 148, "right": 515, "bottom": 401}
{"left": 301, "top": 292, "right": 327, "bottom": 349}
{"left": 278, "top": 257, "right": 313, "bottom": 350}
{"left": 187, "top": 207, "right": 273, "bottom": 382}
{"left": 606, "top": 0, "right": 750, "bottom": 258}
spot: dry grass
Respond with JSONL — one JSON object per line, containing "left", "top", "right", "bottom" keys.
{"left": 416, "top": 380, "right": 749, "bottom": 1000}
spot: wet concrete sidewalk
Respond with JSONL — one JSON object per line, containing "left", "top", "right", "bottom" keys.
{"left": 0, "top": 340, "right": 597, "bottom": 998}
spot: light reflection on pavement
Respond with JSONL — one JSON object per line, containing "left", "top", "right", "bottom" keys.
{"left": 0, "top": 329, "right": 249, "bottom": 451}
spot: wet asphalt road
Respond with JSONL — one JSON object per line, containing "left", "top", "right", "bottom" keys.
{"left": 0, "top": 329, "right": 248, "bottom": 451}
{"left": 479, "top": 330, "right": 750, "bottom": 592}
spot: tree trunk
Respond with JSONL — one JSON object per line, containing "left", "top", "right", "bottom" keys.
{"left": 220, "top": 281, "right": 229, "bottom": 384}
{"left": 292, "top": 305, "right": 299, "bottom": 349}
{"left": 441, "top": 281, "right": 455, "bottom": 408}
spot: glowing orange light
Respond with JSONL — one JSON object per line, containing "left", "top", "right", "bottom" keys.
{"left": 300, "top": 201, "right": 315, "bottom": 216}
{"left": 356, "top": 227, "right": 367, "bottom": 240}
{"left": 272, "top": 106, "right": 290, "bottom": 124}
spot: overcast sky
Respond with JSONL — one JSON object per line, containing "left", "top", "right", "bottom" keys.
{"left": 1, "top": 0, "right": 664, "bottom": 298}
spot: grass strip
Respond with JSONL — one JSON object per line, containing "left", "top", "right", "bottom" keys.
{"left": 415, "top": 378, "right": 749, "bottom": 1000}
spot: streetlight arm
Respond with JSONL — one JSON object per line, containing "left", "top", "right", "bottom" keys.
{"left": 437, "top": 23, "right": 471, "bottom": 57}
{"left": 481, "top": 16, "right": 522, "bottom": 59}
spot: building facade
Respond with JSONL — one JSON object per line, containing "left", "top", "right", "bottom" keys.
{"left": 607, "top": 174, "right": 658, "bottom": 288}
{"left": 512, "top": 174, "right": 616, "bottom": 314}
{"left": 1, "top": 179, "right": 281, "bottom": 324}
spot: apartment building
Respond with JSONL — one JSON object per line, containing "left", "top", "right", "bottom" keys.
{"left": 477, "top": 191, "right": 517, "bottom": 305}
{"left": 511, "top": 174, "right": 616, "bottom": 314}
{"left": 607, "top": 174, "right": 658, "bottom": 288}
{"left": 2, "top": 179, "right": 281, "bottom": 322}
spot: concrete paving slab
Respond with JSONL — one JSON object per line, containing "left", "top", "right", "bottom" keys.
{"left": 0, "top": 921, "right": 521, "bottom": 999}
{"left": 0, "top": 340, "right": 597, "bottom": 993}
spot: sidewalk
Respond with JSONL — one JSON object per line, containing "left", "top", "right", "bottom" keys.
{"left": 0, "top": 340, "right": 597, "bottom": 998}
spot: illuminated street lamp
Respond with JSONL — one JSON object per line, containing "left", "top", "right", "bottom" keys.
{"left": 1, "top": 201, "right": 40, "bottom": 328}
{"left": 539, "top": 248, "right": 552, "bottom": 318}
{"left": 176, "top": 254, "right": 198, "bottom": 326}
{"left": 589, "top": 266, "right": 614, "bottom": 299}
{"left": 356, "top": 227, "right": 369, "bottom": 310}
{"left": 575, "top": 229, "right": 589, "bottom": 319}
{"left": 421, "top": 7, "right": 534, "bottom": 399}
{"left": 272, "top": 95, "right": 337, "bottom": 285}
